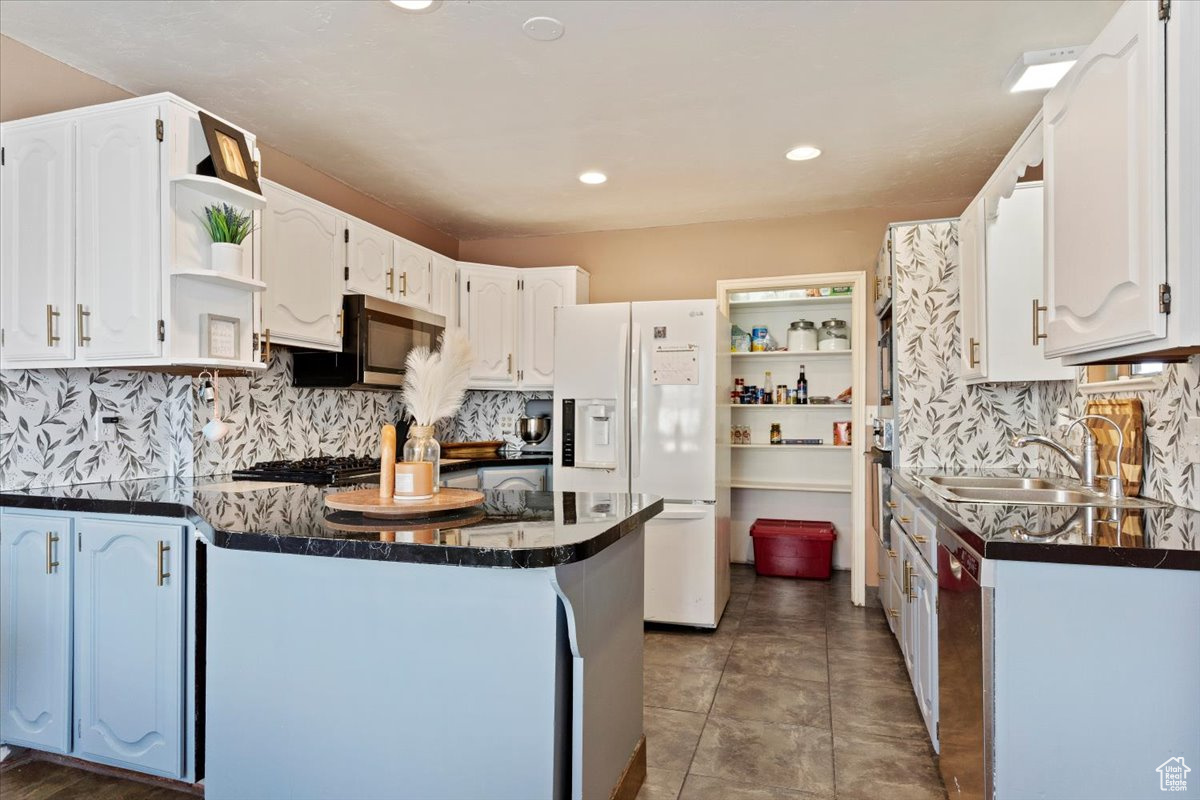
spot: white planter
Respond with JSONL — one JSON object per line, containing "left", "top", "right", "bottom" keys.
{"left": 210, "top": 242, "right": 244, "bottom": 275}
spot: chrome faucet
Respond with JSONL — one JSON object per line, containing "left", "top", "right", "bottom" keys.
{"left": 1012, "top": 415, "right": 1125, "bottom": 498}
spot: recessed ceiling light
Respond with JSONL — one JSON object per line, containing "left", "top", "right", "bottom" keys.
{"left": 390, "top": 0, "right": 441, "bottom": 12}
{"left": 523, "top": 16, "right": 565, "bottom": 41}
{"left": 1003, "top": 46, "right": 1083, "bottom": 93}
{"left": 579, "top": 171, "right": 607, "bottom": 185}
{"left": 785, "top": 146, "right": 822, "bottom": 162}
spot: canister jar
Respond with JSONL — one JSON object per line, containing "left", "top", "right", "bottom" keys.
{"left": 818, "top": 319, "right": 850, "bottom": 351}
{"left": 787, "top": 320, "right": 818, "bottom": 352}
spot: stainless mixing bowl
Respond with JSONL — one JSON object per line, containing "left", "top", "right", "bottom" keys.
{"left": 517, "top": 416, "right": 550, "bottom": 445}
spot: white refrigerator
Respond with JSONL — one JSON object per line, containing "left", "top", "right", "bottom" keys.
{"left": 553, "top": 300, "right": 731, "bottom": 627}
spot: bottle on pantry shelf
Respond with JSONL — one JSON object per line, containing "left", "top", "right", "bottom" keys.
{"left": 796, "top": 366, "right": 809, "bottom": 404}
{"left": 787, "top": 388, "right": 797, "bottom": 405}
{"left": 775, "top": 385, "right": 787, "bottom": 405}
{"left": 770, "top": 423, "right": 782, "bottom": 444}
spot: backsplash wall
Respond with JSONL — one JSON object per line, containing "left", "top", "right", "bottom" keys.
{"left": 892, "top": 218, "right": 1198, "bottom": 511}
{"left": 2, "top": 351, "right": 547, "bottom": 490}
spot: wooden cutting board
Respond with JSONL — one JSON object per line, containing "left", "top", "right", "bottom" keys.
{"left": 441, "top": 440, "right": 504, "bottom": 458}
{"left": 1085, "top": 398, "right": 1143, "bottom": 496}
{"left": 325, "top": 488, "right": 485, "bottom": 518}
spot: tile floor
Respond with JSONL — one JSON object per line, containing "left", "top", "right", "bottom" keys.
{"left": 637, "top": 566, "right": 947, "bottom": 800}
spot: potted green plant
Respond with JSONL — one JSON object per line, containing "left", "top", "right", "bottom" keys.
{"left": 199, "top": 203, "right": 254, "bottom": 275}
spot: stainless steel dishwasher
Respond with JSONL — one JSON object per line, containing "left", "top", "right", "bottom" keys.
{"left": 936, "top": 526, "right": 990, "bottom": 800}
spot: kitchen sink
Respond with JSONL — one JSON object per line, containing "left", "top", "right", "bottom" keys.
{"left": 926, "top": 476, "right": 1071, "bottom": 491}
{"left": 921, "top": 475, "right": 1166, "bottom": 509}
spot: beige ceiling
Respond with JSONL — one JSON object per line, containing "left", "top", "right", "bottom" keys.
{"left": 1, "top": 0, "right": 1119, "bottom": 239}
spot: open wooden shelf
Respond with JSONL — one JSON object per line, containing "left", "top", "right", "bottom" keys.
{"left": 172, "top": 268, "right": 266, "bottom": 292}
{"left": 732, "top": 350, "right": 852, "bottom": 359}
{"left": 731, "top": 480, "right": 852, "bottom": 493}
{"left": 726, "top": 404, "right": 851, "bottom": 411}
{"left": 170, "top": 174, "right": 267, "bottom": 210}
{"left": 731, "top": 444, "right": 851, "bottom": 451}
{"left": 729, "top": 295, "right": 852, "bottom": 311}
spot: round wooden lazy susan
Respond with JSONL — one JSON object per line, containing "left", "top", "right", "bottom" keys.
{"left": 324, "top": 487, "right": 486, "bottom": 518}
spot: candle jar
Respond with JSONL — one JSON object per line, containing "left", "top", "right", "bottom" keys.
{"left": 402, "top": 425, "right": 441, "bottom": 493}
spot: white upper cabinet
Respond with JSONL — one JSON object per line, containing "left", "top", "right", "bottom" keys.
{"left": 260, "top": 179, "right": 345, "bottom": 350}
{"left": 519, "top": 267, "right": 589, "bottom": 389}
{"left": 393, "top": 237, "right": 432, "bottom": 310}
{"left": 76, "top": 105, "right": 163, "bottom": 362}
{"left": 957, "top": 197, "right": 986, "bottom": 381}
{"left": 430, "top": 251, "right": 459, "bottom": 327}
{"left": 459, "top": 263, "right": 590, "bottom": 389}
{"left": 460, "top": 263, "right": 519, "bottom": 387}
{"left": 958, "top": 113, "right": 1072, "bottom": 384}
{"left": 0, "top": 121, "right": 75, "bottom": 365}
{"left": 346, "top": 218, "right": 393, "bottom": 300}
{"left": 0, "top": 93, "right": 266, "bottom": 371}
{"left": 1043, "top": 0, "right": 1198, "bottom": 362}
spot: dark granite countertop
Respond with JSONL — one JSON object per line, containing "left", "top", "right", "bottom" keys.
{"left": 439, "top": 452, "right": 552, "bottom": 474}
{"left": 892, "top": 469, "right": 1200, "bottom": 571}
{"left": 0, "top": 476, "right": 661, "bottom": 569}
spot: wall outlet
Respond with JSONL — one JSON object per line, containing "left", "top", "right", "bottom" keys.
{"left": 499, "top": 415, "right": 516, "bottom": 435}
{"left": 93, "top": 412, "right": 119, "bottom": 442}
{"left": 1184, "top": 418, "right": 1200, "bottom": 466}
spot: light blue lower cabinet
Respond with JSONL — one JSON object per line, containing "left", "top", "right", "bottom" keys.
{"left": 73, "top": 517, "right": 185, "bottom": 779}
{"left": 0, "top": 511, "right": 73, "bottom": 754}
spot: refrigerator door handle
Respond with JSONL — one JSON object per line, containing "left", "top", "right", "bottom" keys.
{"left": 630, "top": 322, "right": 642, "bottom": 479}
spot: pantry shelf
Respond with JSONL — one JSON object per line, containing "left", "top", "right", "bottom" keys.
{"left": 725, "top": 404, "right": 851, "bottom": 411}
{"left": 731, "top": 350, "right": 852, "bottom": 358}
{"left": 730, "top": 480, "right": 852, "bottom": 493}
{"left": 729, "top": 295, "right": 852, "bottom": 311}
{"left": 731, "top": 444, "right": 851, "bottom": 451}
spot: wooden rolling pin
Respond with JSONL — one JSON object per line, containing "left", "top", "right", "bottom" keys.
{"left": 379, "top": 424, "right": 396, "bottom": 499}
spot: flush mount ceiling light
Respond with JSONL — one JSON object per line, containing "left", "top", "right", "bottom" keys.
{"left": 1003, "top": 46, "right": 1083, "bottom": 93}
{"left": 523, "top": 16, "right": 565, "bottom": 41}
{"left": 389, "top": 0, "right": 441, "bottom": 12}
{"left": 785, "top": 146, "right": 822, "bottom": 162}
{"left": 578, "top": 171, "right": 607, "bottom": 185}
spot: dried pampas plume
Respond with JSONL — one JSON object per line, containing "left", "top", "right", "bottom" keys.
{"left": 401, "top": 328, "right": 473, "bottom": 426}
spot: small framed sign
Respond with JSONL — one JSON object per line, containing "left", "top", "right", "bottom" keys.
{"left": 201, "top": 314, "right": 240, "bottom": 360}
{"left": 197, "top": 111, "right": 262, "bottom": 195}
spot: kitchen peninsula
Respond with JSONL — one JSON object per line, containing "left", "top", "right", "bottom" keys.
{"left": 0, "top": 480, "right": 662, "bottom": 800}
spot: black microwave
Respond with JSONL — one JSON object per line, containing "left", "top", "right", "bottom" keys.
{"left": 291, "top": 295, "right": 445, "bottom": 390}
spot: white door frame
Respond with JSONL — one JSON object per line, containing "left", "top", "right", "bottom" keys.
{"left": 715, "top": 271, "right": 869, "bottom": 607}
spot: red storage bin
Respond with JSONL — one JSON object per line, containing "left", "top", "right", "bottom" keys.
{"left": 750, "top": 518, "right": 837, "bottom": 579}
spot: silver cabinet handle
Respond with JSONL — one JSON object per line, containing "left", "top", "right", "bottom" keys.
{"left": 157, "top": 541, "right": 171, "bottom": 586}
{"left": 77, "top": 305, "right": 91, "bottom": 345}
{"left": 46, "top": 532, "right": 60, "bottom": 574}
{"left": 46, "top": 305, "right": 61, "bottom": 346}
{"left": 1032, "top": 298, "right": 1047, "bottom": 345}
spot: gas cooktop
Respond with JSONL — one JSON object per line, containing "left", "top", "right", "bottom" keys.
{"left": 231, "top": 456, "right": 381, "bottom": 486}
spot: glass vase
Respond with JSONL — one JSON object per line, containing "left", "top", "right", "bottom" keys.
{"left": 403, "top": 425, "right": 441, "bottom": 493}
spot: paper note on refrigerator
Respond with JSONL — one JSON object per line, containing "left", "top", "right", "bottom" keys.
{"left": 652, "top": 345, "right": 699, "bottom": 385}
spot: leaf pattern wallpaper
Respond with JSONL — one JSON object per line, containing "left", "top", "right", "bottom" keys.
{"left": 892, "top": 219, "right": 1198, "bottom": 511}
{"left": 1, "top": 349, "right": 544, "bottom": 491}
{"left": 892, "top": 220, "right": 1057, "bottom": 473}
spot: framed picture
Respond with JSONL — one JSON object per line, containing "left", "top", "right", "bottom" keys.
{"left": 197, "top": 111, "right": 262, "bottom": 195}
{"left": 201, "top": 314, "right": 241, "bottom": 360}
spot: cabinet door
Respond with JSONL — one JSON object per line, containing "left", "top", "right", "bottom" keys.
{"left": 74, "top": 518, "right": 184, "bottom": 778}
{"left": 0, "top": 122, "right": 75, "bottom": 365}
{"left": 912, "top": 556, "right": 938, "bottom": 748}
{"left": 983, "top": 184, "right": 1075, "bottom": 382}
{"left": 520, "top": 271, "right": 573, "bottom": 389}
{"left": 1042, "top": 0, "right": 1167, "bottom": 357}
{"left": 76, "top": 105, "right": 162, "bottom": 362}
{"left": 958, "top": 197, "right": 987, "bottom": 380}
{"left": 0, "top": 513, "right": 72, "bottom": 753}
{"left": 393, "top": 238, "right": 432, "bottom": 310}
{"left": 431, "top": 252, "right": 459, "bottom": 327}
{"left": 346, "top": 219, "right": 393, "bottom": 300}
{"left": 461, "top": 266, "right": 518, "bottom": 386}
{"left": 260, "top": 180, "right": 344, "bottom": 349}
